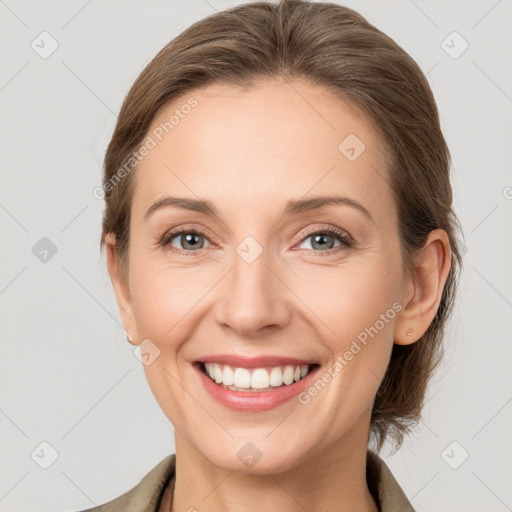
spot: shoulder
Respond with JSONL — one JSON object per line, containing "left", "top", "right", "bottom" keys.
{"left": 77, "top": 454, "right": 176, "bottom": 512}
{"left": 367, "top": 450, "right": 416, "bottom": 512}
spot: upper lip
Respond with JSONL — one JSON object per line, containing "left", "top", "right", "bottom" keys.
{"left": 195, "top": 354, "right": 319, "bottom": 368}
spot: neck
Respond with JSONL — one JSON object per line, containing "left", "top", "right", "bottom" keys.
{"left": 169, "top": 415, "right": 379, "bottom": 512}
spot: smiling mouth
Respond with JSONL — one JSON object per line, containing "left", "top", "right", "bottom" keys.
{"left": 196, "top": 361, "right": 320, "bottom": 392}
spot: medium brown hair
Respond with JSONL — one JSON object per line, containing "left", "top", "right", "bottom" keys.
{"left": 100, "top": 0, "right": 463, "bottom": 451}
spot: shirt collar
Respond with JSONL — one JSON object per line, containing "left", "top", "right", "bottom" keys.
{"left": 85, "top": 451, "right": 415, "bottom": 512}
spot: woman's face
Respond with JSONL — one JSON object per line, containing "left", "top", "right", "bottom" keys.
{"left": 113, "top": 78, "right": 412, "bottom": 473}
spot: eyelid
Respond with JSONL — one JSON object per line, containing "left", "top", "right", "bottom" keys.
{"left": 159, "top": 224, "right": 215, "bottom": 247}
{"left": 160, "top": 223, "right": 353, "bottom": 255}
{"left": 291, "top": 224, "right": 353, "bottom": 247}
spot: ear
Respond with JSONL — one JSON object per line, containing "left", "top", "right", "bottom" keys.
{"left": 394, "top": 229, "right": 452, "bottom": 345}
{"left": 104, "top": 233, "right": 138, "bottom": 346}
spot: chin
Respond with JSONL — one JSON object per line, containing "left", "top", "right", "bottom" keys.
{"left": 203, "top": 442, "right": 306, "bottom": 476}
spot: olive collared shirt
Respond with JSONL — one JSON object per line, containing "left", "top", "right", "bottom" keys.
{"left": 79, "top": 451, "right": 415, "bottom": 512}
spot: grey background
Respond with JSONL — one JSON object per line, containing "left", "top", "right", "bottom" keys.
{"left": 1, "top": 0, "right": 511, "bottom": 511}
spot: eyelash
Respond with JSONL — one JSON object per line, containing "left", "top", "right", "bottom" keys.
{"left": 159, "top": 225, "right": 353, "bottom": 257}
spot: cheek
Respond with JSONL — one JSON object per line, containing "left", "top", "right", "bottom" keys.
{"left": 298, "top": 265, "right": 400, "bottom": 422}
{"left": 289, "top": 257, "right": 402, "bottom": 343}
{"left": 289, "top": 258, "right": 402, "bottom": 403}
{"left": 130, "top": 262, "right": 209, "bottom": 343}
{"left": 142, "top": 362, "right": 191, "bottom": 435}
{"left": 132, "top": 265, "right": 198, "bottom": 429}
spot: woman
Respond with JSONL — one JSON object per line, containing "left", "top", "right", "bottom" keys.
{"left": 83, "top": 0, "right": 463, "bottom": 510}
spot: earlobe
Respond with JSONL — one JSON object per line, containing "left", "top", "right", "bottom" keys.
{"left": 394, "top": 229, "right": 452, "bottom": 346}
{"left": 104, "top": 233, "right": 138, "bottom": 345}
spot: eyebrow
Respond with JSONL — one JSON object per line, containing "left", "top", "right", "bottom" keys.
{"left": 143, "top": 194, "right": 374, "bottom": 224}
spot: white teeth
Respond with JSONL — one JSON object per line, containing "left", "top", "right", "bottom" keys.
{"left": 269, "top": 367, "right": 283, "bottom": 387}
{"left": 213, "top": 363, "right": 223, "bottom": 384}
{"left": 282, "top": 365, "right": 294, "bottom": 385}
{"left": 233, "top": 368, "right": 251, "bottom": 388}
{"left": 222, "top": 365, "right": 234, "bottom": 385}
{"left": 202, "top": 362, "right": 312, "bottom": 390}
{"left": 251, "top": 369, "right": 270, "bottom": 389}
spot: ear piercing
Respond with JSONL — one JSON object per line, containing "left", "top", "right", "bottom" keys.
{"left": 406, "top": 328, "right": 413, "bottom": 337}
{"left": 126, "top": 332, "right": 133, "bottom": 343}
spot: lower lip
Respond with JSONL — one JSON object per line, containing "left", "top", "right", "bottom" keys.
{"left": 193, "top": 363, "right": 320, "bottom": 412}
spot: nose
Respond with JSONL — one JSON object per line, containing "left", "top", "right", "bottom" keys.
{"left": 213, "top": 247, "right": 291, "bottom": 337}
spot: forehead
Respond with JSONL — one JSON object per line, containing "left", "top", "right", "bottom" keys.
{"left": 132, "top": 79, "right": 394, "bottom": 227}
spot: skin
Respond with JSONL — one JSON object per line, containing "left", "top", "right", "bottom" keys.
{"left": 105, "top": 78, "right": 451, "bottom": 512}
